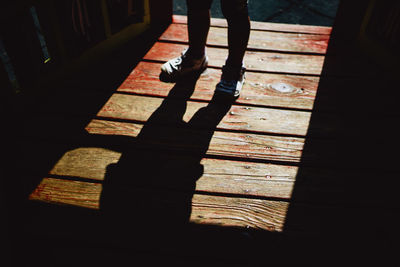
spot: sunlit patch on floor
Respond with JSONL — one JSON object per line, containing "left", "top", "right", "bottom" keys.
{"left": 28, "top": 15, "right": 330, "bottom": 234}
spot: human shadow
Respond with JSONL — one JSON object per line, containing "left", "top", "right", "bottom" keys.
{"left": 99, "top": 73, "right": 233, "bottom": 248}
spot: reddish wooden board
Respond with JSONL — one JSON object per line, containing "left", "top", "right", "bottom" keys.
{"left": 97, "top": 93, "right": 313, "bottom": 136}
{"left": 173, "top": 15, "right": 332, "bottom": 35}
{"left": 144, "top": 42, "right": 325, "bottom": 75}
{"left": 30, "top": 177, "right": 102, "bottom": 210}
{"left": 25, "top": 14, "right": 343, "bottom": 241}
{"left": 160, "top": 23, "right": 330, "bottom": 54}
{"left": 29, "top": 177, "right": 289, "bottom": 231}
{"left": 86, "top": 119, "right": 306, "bottom": 163}
{"left": 45, "top": 147, "right": 299, "bottom": 198}
{"left": 118, "top": 61, "right": 318, "bottom": 110}
{"left": 44, "top": 146, "right": 348, "bottom": 201}
{"left": 29, "top": 172, "right": 355, "bottom": 233}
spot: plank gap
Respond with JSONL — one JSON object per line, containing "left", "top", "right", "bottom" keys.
{"left": 194, "top": 190, "right": 291, "bottom": 203}
{"left": 47, "top": 174, "right": 104, "bottom": 184}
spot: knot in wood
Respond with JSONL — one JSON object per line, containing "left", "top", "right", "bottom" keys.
{"left": 268, "top": 82, "right": 295, "bottom": 93}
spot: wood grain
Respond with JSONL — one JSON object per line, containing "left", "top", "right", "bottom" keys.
{"left": 172, "top": 15, "right": 332, "bottom": 35}
{"left": 144, "top": 42, "right": 325, "bottom": 75}
{"left": 97, "top": 93, "right": 312, "bottom": 136}
{"left": 47, "top": 147, "right": 298, "bottom": 198}
{"left": 24, "top": 13, "right": 393, "bottom": 255}
{"left": 29, "top": 177, "right": 102, "bottom": 209}
{"left": 45, "top": 146, "right": 349, "bottom": 202}
{"left": 29, "top": 176, "right": 352, "bottom": 234}
{"left": 190, "top": 194, "right": 288, "bottom": 231}
{"left": 160, "top": 23, "right": 330, "bottom": 54}
{"left": 29, "top": 177, "right": 288, "bottom": 231}
{"left": 118, "top": 61, "right": 319, "bottom": 110}
{"left": 49, "top": 147, "right": 122, "bottom": 180}
{"left": 86, "top": 119, "right": 306, "bottom": 163}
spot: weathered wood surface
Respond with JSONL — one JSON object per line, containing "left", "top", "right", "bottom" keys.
{"left": 49, "top": 147, "right": 122, "bottom": 180}
{"left": 42, "top": 146, "right": 348, "bottom": 204}
{"left": 190, "top": 194, "right": 289, "bottom": 231}
{"left": 29, "top": 173, "right": 351, "bottom": 233}
{"left": 45, "top": 147, "right": 298, "bottom": 198}
{"left": 118, "top": 61, "right": 318, "bottom": 110}
{"left": 29, "top": 177, "right": 288, "bottom": 231}
{"left": 160, "top": 23, "right": 330, "bottom": 54}
{"left": 30, "top": 176, "right": 361, "bottom": 235}
{"left": 172, "top": 15, "right": 332, "bottom": 35}
{"left": 144, "top": 42, "right": 325, "bottom": 75}
{"left": 26, "top": 15, "right": 338, "bottom": 236}
{"left": 29, "top": 177, "right": 102, "bottom": 210}
{"left": 97, "top": 93, "right": 312, "bottom": 136}
{"left": 86, "top": 119, "right": 306, "bottom": 163}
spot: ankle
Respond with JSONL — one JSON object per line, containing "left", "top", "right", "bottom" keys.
{"left": 186, "top": 48, "right": 206, "bottom": 60}
{"left": 224, "top": 59, "right": 244, "bottom": 70}
{"left": 222, "top": 63, "right": 245, "bottom": 80}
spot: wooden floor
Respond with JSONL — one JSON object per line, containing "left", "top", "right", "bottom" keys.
{"left": 17, "top": 15, "right": 398, "bottom": 265}
{"left": 29, "top": 15, "right": 332, "bottom": 229}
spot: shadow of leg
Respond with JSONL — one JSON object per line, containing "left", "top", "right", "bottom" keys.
{"left": 99, "top": 73, "right": 233, "bottom": 251}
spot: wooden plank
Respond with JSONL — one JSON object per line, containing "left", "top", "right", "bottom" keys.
{"left": 160, "top": 23, "right": 330, "bottom": 54}
{"left": 86, "top": 119, "right": 306, "bottom": 163}
{"left": 143, "top": 42, "right": 325, "bottom": 75}
{"left": 190, "top": 194, "right": 288, "bottom": 231}
{"left": 97, "top": 93, "right": 312, "bottom": 136}
{"left": 47, "top": 147, "right": 298, "bottom": 199}
{"left": 31, "top": 175, "right": 379, "bottom": 250}
{"left": 45, "top": 146, "right": 351, "bottom": 203}
{"left": 197, "top": 159, "right": 296, "bottom": 198}
{"left": 29, "top": 174, "right": 353, "bottom": 233}
{"left": 30, "top": 140, "right": 387, "bottom": 227}
{"left": 172, "top": 15, "right": 332, "bottom": 35}
{"left": 118, "top": 61, "right": 318, "bottom": 110}
{"left": 49, "top": 147, "right": 122, "bottom": 180}
{"left": 29, "top": 177, "right": 102, "bottom": 209}
{"left": 29, "top": 177, "right": 288, "bottom": 231}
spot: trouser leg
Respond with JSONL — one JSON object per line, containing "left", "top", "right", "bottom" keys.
{"left": 186, "top": 0, "right": 213, "bottom": 58}
{"left": 220, "top": 0, "right": 250, "bottom": 68}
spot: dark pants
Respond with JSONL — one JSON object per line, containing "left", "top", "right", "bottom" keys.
{"left": 186, "top": 0, "right": 249, "bottom": 21}
{"left": 186, "top": 0, "right": 250, "bottom": 68}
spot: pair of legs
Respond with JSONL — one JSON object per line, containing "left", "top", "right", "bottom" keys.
{"left": 186, "top": 0, "right": 251, "bottom": 69}
{"left": 160, "top": 0, "right": 250, "bottom": 97}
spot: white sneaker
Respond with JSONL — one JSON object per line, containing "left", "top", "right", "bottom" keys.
{"left": 160, "top": 49, "right": 208, "bottom": 82}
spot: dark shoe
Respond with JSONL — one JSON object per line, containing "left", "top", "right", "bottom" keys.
{"left": 215, "top": 64, "right": 246, "bottom": 98}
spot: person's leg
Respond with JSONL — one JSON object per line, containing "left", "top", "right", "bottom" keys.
{"left": 220, "top": 0, "right": 250, "bottom": 68}
{"left": 214, "top": 0, "right": 250, "bottom": 98}
{"left": 159, "top": 0, "right": 212, "bottom": 82}
{"left": 186, "top": 0, "right": 213, "bottom": 59}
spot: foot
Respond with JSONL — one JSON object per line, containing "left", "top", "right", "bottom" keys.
{"left": 215, "top": 65, "right": 246, "bottom": 98}
{"left": 160, "top": 49, "right": 208, "bottom": 82}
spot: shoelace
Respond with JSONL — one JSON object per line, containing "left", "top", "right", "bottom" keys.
{"left": 170, "top": 49, "right": 191, "bottom": 70}
{"left": 171, "top": 57, "right": 183, "bottom": 70}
